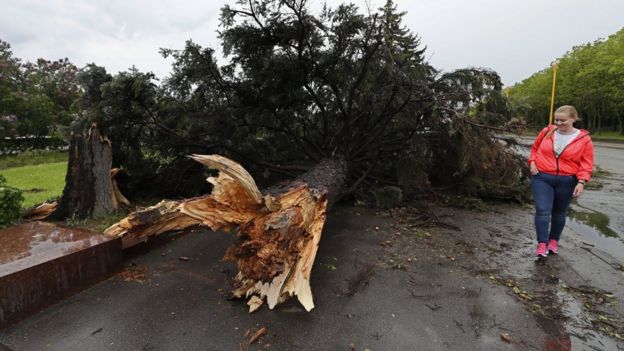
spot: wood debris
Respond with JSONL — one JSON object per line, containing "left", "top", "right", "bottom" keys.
{"left": 119, "top": 265, "right": 147, "bottom": 283}
{"left": 104, "top": 154, "right": 346, "bottom": 312}
{"left": 249, "top": 327, "right": 268, "bottom": 344}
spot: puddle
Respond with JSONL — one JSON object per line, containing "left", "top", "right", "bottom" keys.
{"left": 568, "top": 207, "right": 619, "bottom": 238}
{"left": 567, "top": 203, "right": 624, "bottom": 265}
{"left": 554, "top": 286, "right": 623, "bottom": 351}
{"left": 0, "top": 221, "right": 111, "bottom": 276}
{"left": 527, "top": 267, "right": 623, "bottom": 350}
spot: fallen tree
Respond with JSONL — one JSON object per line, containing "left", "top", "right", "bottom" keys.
{"left": 67, "top": 0, "right": 530, "bottom": 313}
{"left": 105, "top": 154, "right": 346, "bottom": 312}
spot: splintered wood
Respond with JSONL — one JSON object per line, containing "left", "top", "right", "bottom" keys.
{"left": 104, "top": 154, "right": 329, "bottom": 312}
{"left": 22, "top": 201, "right": 58, "bottom": 220}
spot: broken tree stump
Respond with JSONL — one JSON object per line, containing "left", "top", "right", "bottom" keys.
{"left": 49, "top": 124, "right": 128, "bottom": 220}
{"left": 105, "top": 155, "right": 347, "bottom": 312}
{"left": 23, "top": 168, "right": 128, "bottom": 221}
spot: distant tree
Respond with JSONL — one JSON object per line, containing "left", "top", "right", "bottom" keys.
{"left": 0, "top": 39, "right": 81, "bottom": 137}
{"left": 510, "top": 27, "right": 624, "bottom": 134}
{"left": 0, "top": 40, "right": 23, "bottom": 137}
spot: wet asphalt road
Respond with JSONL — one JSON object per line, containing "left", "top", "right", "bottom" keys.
{"left": 1, "top": 139, "right": 623, "bottom": 351}
{"left": 568, "top": 141, "right": 624, "bottom": 262}
{"left": 1, "top": 207, "right": 552, "bottom": 351}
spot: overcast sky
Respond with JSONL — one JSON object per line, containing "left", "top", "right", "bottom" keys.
{"left": 1, "top": 0, "right": 622, "bottom": 86}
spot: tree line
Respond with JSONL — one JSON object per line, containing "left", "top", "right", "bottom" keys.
{"left": 509, "top": 27, "right": 624, "bottom": 134}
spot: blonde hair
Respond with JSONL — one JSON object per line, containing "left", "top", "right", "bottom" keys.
{"left": 555, "top": 105, "right": 580, "bottom": 121}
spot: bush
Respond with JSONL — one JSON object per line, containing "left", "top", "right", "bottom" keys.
{"left": 0, "top": 175, "right": 24, "bottom": 228}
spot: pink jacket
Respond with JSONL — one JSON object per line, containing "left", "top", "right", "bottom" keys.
{"left": 528, "top": 125, "right": 594, "bottom": 182}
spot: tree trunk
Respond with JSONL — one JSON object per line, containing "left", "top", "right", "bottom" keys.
{"left": 50, "top": 124, "right": 122, "bottom": 220}
{"left": 104, "top": 155, "right": 347, "bottom": 312}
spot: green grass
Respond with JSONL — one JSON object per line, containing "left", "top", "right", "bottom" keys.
{"left": 0, "top": 162, "right": 67, "bottom": 208}
{"left": 591, "top": 130, "right": 624, "bottom": 142}
{"left": 0, "top": 150, "right": 67, "bottom": 170}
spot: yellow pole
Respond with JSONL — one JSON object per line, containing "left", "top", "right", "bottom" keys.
{"left": 548, "top": 62, "right": 559, "bottom": 125}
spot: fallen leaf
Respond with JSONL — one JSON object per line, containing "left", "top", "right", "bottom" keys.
{"left": 119, "top": 265, "right": 147, "bottom": 282}
{"left": 500, "top": 332, "right": 512, "bottom": 343}
{"left": 519, "top": 293, "right": 532, "bottom": 300}
{"left": 321, "top": 263, "right": 337, "bottom": 271}
{"left": 249, "top": 327, "right": 268, "bottom": 344}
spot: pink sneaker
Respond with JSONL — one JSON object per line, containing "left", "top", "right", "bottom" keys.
{"left": 547, "top": 240, "right": 559, "bottom": 254}
{"left": 536, "top": 243, "right": 548, "bottom": 257}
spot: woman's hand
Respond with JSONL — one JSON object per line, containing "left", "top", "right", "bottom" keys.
{"left": 530, "top": 162, "right": 539, "bottom": 175}
{"left": 573, "top": 183, "right": 584, "bottom": 198}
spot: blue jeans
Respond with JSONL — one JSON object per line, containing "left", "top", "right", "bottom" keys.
{"left": 530, "top": 172, "right": 577, "bottom": 243}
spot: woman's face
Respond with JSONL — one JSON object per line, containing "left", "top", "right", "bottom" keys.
{"left": 554, "top": 113, "right": 575, "bottom": 129}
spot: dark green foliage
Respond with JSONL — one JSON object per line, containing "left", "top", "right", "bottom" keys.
{"left": 431, "top": 114, "right": 531, "bottom": 203}
{"left": 0, "top": 175, "right": 23, "bottom": 228}
{"left": 72, "top": 64, "right": 214, "bottom": 198}
{"left": 14, "top": 0, "right": 523, "bottom": 203}
{"left": 157, "top": 0, "right": 437, "bottom": 189}
{"left": 68, "top": 0, "right": 525, "bottom": 202}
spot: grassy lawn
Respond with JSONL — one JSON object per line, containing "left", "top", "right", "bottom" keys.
{"left": 0, "top": 151, "right": 130, "bottom": 232}
{"left": 0, "top": 162, "right": 67, "bottom": 208}
{"left": 0, "top": 150, "right": 67, "bottom": 169}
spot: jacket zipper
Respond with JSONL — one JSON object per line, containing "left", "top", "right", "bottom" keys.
{"left": 553, "top": 132, "right": 589, "bottom": 175}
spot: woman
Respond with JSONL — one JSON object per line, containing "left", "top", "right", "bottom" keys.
{"left": 528, "top": 105, "right": 594, "bottom": 257}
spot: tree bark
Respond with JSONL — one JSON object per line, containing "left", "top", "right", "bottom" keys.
{"left": 50, "top": 124, "right": 124, "bottom": 220}
{"left": 104, "top": 155, "right": 347, "bottom": 312}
